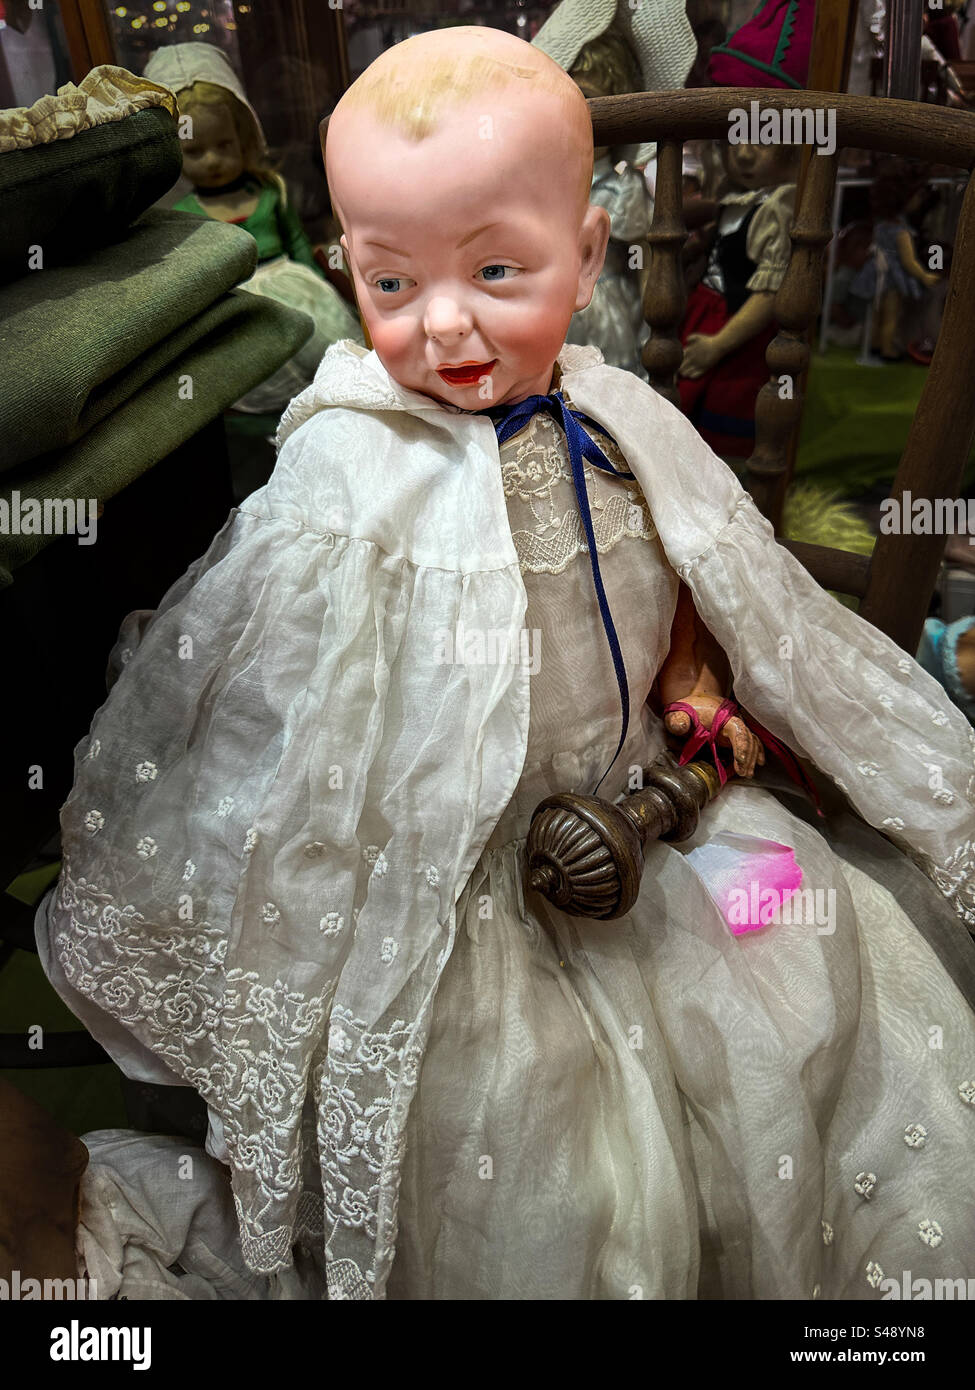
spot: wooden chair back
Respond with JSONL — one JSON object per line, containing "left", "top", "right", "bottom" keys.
{"left": 590, "top": 88, "right": 975, "bottom": 652}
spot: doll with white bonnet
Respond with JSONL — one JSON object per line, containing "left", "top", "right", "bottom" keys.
{"left": 145, "top": 43, "right": 362, "bottom": 414}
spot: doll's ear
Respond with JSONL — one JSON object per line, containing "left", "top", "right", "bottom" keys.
{"left": 575, "top": 204, "right": 610, "bottom": 313}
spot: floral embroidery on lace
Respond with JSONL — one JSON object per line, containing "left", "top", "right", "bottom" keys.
{"left": 53, "top": 864, "right": 332, "bottom": 1275}
{"left": 958, "top": 1080, "right": 975, "bottom": 1106}
{"left": 913, "top": 838, "right": 975, "bottom": 929}
{"left": 904, "top": 1123, "right": 928, "bottom": 1149}
{"left": 87, "top": 739, "right": 101, "bottom": 760}
{"left": 854, "top": 1172, "right": 877, "bottom": 1200}
{"left": 380, "top": 937, "right": 398, "bottom": 964}
{"left": 497, "top": 409, "right": 657, "bottom": 576}
{"left": 135, "top": 836, "right": 157, "bottom": 860}
{"left": 216, "top": 796, "right": 235, "bottom": 819}
{"left": 316, "top": 1009, "right": 420, "bottom": 1283}
{"left": 183, "top": 860, "right": 196, "bottom": 881}
{"left": 821, "top": 1219, "right": 834, "bottom": 1246}
{"left": 319, "top": 913, "right": 343, "bottom": 937}
{"left": 865, "top": 1261, "right": 885, "bottom": 1288}
{"left": 918, "top": 1219, "right": 943, "bottom": 1248}
{"left": 135, "top": 761, "right": 157, "bottom": 783}
{"left": 243, "top": 828, "right": 258, "bottom": 854}
{"left": 84, "top": 810, "right": 104, "bottom": 834}
{"left": 425, "top": 865, "right": 439, "bottom": 889}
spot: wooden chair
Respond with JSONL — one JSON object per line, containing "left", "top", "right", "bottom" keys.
{"left": 590, "top": 88, "right": 975, "bottom": 655}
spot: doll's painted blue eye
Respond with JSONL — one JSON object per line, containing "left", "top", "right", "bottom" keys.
{"left": 478, "top": 265, "right": 511, "bottom": 281}
{"left": 376, "top": 278, "right": 403, "bottom": 293}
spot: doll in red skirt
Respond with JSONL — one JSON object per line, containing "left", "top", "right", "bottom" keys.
{"left": 678, "top": 141, "right": 798, "bottom": 458}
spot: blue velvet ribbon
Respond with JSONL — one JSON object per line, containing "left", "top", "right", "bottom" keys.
{"left": 484, "top": 390, "right": 635, "bottom": 794}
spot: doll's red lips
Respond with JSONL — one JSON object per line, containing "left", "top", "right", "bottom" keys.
{"left": 437, "top": 360, "right": 497, "bottom": 385}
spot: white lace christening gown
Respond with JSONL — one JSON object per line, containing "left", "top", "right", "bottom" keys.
{"left": 386, "top": 394, "right": 975, "bottom": 1301}
{"left": 39, "top": 342, "right": 975, "bottom": 1301}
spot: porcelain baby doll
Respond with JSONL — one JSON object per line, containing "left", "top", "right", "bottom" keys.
{"left": 144, "top": 43, "right": 362, "bottom": 414}
{"left": 678, "top": 140, "right": 797, "bottom": 458}
{"left": 40, "top": 27, "right": 975, "bottom": 1303}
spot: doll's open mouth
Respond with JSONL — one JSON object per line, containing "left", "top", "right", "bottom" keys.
{"left": 437, "top": 360, "right": 497, "bottom": 386}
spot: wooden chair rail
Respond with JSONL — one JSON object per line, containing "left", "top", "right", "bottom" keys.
{"left": 589, "top": 89, "right": 975, "bottom": 168}
{"left": 588, "top": 88, "right": 975, "bottom": 651}
{"left": 779, "top": 540, "right": 871, "bottom": 598}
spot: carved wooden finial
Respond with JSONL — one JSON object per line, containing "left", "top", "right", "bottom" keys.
{"left": 525, "top": 754, "right": 722, "bottom": 920}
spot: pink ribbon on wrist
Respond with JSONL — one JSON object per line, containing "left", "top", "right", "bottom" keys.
{"left": 662, "top": 697, "right": 824, "bottom": 817}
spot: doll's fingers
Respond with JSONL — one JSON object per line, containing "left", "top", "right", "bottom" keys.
{"left": 729, "top": 722, "right": 760, "bottom": 777}
{"left": 742, "top": 732, "right": 761, "bottom": 777}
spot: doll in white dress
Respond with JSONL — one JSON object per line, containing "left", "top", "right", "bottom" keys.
{"left": 39, "top": 27, "right": 975, "bottom": 1301}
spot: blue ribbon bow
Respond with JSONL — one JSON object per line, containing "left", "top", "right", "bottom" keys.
{"left": 484, "top": 390, "right": 635, "bottom": 795}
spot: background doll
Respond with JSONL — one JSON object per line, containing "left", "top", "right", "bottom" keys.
{"left": 850, "top": 158, "right": 943, "bottom": 362}
{"left": 677, "top": 139, "right": 797, "bottom": 459}
{"left": 532, "top": 0, "right": 697, "bottom": 376}
{"left": 559, "top": 26, "right": 654, "bottom": 376}
{"left": 144, "top": 43, "right": 362, "bottom": 415}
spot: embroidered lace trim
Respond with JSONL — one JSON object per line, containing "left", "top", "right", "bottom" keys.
{"left": 52, "top": 862, "right": 332, "bottom": 1276}
{"left": 498, "top": 407, "right": 657, "bottom": 576}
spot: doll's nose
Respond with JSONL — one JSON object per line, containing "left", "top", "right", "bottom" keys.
{"left": 423, "top": 295, "right": 473, "bottom": 342}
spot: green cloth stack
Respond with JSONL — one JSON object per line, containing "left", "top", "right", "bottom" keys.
{"left": 0, "top": 77, "right": 314, "bottom": 587}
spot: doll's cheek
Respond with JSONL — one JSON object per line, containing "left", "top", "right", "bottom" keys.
{"left": 365, "top": 321, "right": 417, "bottom": 370}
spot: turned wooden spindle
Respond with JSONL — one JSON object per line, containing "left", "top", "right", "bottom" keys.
{"left": 746, "top": 150, "right": 838, "bottom": 530}
{"left": 642, "top": 139, "right": 688, "bottom": 405}
{"left": 525, "top": 752, "right": 723, "bottom": 920}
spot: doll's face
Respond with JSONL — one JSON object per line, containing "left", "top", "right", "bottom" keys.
{"left": 724, "top": 142, "right": 793, "bottom": 192}
{"left": 180, "top": 102, "right": 245, "bottom": 189}
{"left": 328, "top": 91, "right": 608, "bottom": 409}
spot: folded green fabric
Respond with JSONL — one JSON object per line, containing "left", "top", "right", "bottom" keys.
{"left": 0, "top": 104, "right": 182, "bottom": 283}
{"left": 0, "top": 209, "right": 260, "bottom": 472}
{"left": 0, "top": 290, "right": 313, "bottom": 586}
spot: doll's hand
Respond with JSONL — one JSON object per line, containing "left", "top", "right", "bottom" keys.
{"left": 664, "top": 694, "right": 766, "bottom": 778}
{"left": 679, "top": 334, "right": 723, "bottom": 379}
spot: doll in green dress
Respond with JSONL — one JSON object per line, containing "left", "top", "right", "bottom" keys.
{"left": 144, "top": 43, "right": 363, "bottom": 414}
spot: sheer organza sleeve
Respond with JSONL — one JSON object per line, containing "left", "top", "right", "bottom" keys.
{"left": 46, "top": 395, "right": 530, "bottom": 1295}
{"left": 567, "top": 363, "right": 975, "bottom": 928}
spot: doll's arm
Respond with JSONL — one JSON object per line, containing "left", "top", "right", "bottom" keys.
{"left": 894, "top": 227, "right": 940, "bottom": 288}
{"left": 657, "top": 580, "right": 765, "bottom": 777}
{"left": 680, "top": 291, "right": 775, "bottom": 378}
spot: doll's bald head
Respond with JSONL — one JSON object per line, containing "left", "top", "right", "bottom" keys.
{"left": 324, "top": 26, "right": 610, "bottom": 409}
{"left": 327, "top": 26, "right": 595, "bottom": 221}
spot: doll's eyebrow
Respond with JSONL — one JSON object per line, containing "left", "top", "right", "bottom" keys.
{"left": 457, "top": 221, "right": 501, "bottom": 248}
{"left": 362, "top": 223, "right": 501, "bottom": 257}
{"left": 362, "top": 239, "right": 408, "bottom": 257}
